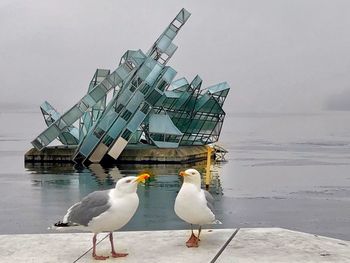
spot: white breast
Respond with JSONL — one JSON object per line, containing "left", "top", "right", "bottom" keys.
{"left": 175, "top": 183, "right": 215, "bottom": 225}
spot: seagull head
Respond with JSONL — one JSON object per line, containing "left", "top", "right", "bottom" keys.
{"left": 115, "top": 174, "right": 150, "bottom": 193}
{"left": 179, "top": 168, "right": 201, "bottom": 186}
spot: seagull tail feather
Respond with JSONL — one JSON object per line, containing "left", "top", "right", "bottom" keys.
{"left": 48, "top": 221, "right": 81, "bottom": 231}
{"left": 54, "top": 221, "right": 70, "bottom": 227}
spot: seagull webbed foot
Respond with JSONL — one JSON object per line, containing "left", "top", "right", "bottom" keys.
{"left": 186, "top": 233, "right": 199, "bottom": 248}
{"left": 111, "top": 252, "right": 128, "bottom": 258}
{"left": 93, "top": 254, "right": 109, "bottom": 260}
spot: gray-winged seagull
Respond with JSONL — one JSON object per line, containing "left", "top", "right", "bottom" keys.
{"left": 53, "top": 173, "right": 150, "bottom": 260}
{"left": 174, "top": 168, "right": 221, "bottom": 247}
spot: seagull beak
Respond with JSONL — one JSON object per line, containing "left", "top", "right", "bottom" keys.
{"left": 179, "top": 171, "right": 187, "bottom": 177}
{"left": 136, "top": 173, "right": 150, "bottom": 183}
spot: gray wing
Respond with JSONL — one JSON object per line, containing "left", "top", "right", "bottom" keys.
{"left": 204, "top": 190, "right": 215, "bottom": 212}
{"left": 67, "top": 190, "right": 111, "bottom": 226}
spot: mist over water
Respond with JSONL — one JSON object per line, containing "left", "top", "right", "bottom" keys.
{"left": 0, "top": 110, "right": 350, "bottom": 240}
{"left": 1, "top": 0, "right": 350, "bottom": 113}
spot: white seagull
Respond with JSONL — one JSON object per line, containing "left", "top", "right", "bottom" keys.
{"left": 174, "top": 168, "right": 220, "bottom": 247}
{"left": 53, "top": 173, "right": 150, "bottom": 260}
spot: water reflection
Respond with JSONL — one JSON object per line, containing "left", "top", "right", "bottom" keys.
{"left": 25, "top": 162, "right": 224, "bottom": 193}
{"left": 24, "top": 161, "right": 224, "bottom": 232}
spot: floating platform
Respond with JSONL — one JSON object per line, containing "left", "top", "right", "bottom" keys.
{"left": 24, "top": 145, "right": 213, "bottom": 164}
{"left": 1, "top": 228, "right": 349, "bottom": 262}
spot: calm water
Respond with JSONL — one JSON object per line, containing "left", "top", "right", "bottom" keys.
{"left": 1, "top": 110, "right": 350, "bottom": 240}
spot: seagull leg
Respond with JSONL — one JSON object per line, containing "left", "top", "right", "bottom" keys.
{"left": 198, "top": 226, "right": 202, "bottom": 241}
{"left": 109, "top": 232, "right": 128, "bottom": 258}
{"left": 186, "top": 224, "right": 199, "bottom": 248}
{"left": 92, "top": 234, "right": 109, "bottom": 260}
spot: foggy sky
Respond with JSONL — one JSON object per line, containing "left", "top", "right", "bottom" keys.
{"left": 1, "top": 0, "right": 350, "bottom": 113}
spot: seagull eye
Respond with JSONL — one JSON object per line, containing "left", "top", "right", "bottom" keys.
{"left": 126, "top": 179, "right": 132, "bottom": 183}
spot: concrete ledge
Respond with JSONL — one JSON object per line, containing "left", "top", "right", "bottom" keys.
{"left": 0, "top": 228, "right": 349, "bottom": 263}
{"left": 0, "top": 229, "right": 233, "bottom": 263}
{"left": 217, "top": 228, "right": 350, "bottom": 263}
{"left": 24, "top": 145, "right": 212, "bottom": 164}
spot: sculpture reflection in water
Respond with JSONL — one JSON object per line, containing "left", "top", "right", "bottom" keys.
{"left": 25, "top": 161, "right": 224, "bottom": 195}
{"left": 25, "top": 161, "right": 224, "bottom": 231}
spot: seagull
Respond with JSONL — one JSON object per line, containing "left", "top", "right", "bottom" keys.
{"left": 174, "top": 168, "right": 221, "bottom": 247}
{"left": 52, "top": 173, "right": 150, "bottom": 260}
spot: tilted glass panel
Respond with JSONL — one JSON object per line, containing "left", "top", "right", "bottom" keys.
{"left": 145, "top": 89, "right": 162, "bottom": 105}
{"left": 90, "top": 86, "right": 107, "bottom": 101}
{"left": 157, "top": 35, "right": 172, "bottom": 52}
{"left": 140, "top": 103, "right": 150, "bottom": 114}
{"left": 173, "top": 92, "right": 190, "bottom": 109}
{"left": 162, "top": 67, "right": 177, "bottom": 83}
{"left": 200, "top": 120, "right": 217, "bottom": 133}
{"left": 176, "top": 8, "right": 191, "bottom": 23}
{"left": 121, "top": 129, "right": 132, "bottom": 140}
{"left": 125, "top": 92, "right": 144, "bottom": 113}
{"left": 81, "top": 95, "right": 96, "bottom": 108}
{"left": 149, "top": 113, "right": 183, "bottom": 135}
{"left": 128, "top": 130, "right": 142, "bottom": 144}
{"left": 187, "top": 119, "right": 204, "bottom": 133}
{"left": 198, "top": 98, "right": 223, "bottom": 114}
{"left": 145, "top": 64, "right": 163, "bottom": 86}
{"left": 183, "top": 96, "right": 197, "bottom": 112}
{"left": 140, "top": 84, "right": 150, "bottom": 95}
{"left": 147, "top": 8, "right": 191, "bottom": 59}
{"left": 121, "top": 110, "right": 132, "bottom": 121}
{"left": 153, "top": 96, "right": 165, "bottom": 107}
{"left": 31, "top": 62, "right": 136, "bottom": 150}
{"left": 93, "top": 127, "right": 105, "bottom": 139}
{"left": 198, "top": 99, "right": 215, "bottom": 113}
{"left": 164, "top": 28, "right": 176, "bottom": 40}
{"left": 107, "top": 118, "right": 127, "bottom": 138}
{"left": 115, "top": 104, "right": 124, "bottom": 113}
{"left": 102, "top": 134, "right": 114, "bottom": 147}
{"left": 210, "top": 102, "right": 224, "bottom": 114}
{"left": 207, "top": 82, "right": 230, "bottom": 94}
{"left": 126, "top": 111, "right": 147, "bottom": 131}
{"left": 62, "top": 107, "right": 83, "bottom": 126}
{"left": 79, "top": 135, "right": 100, "bottom": 156}
{"left": 190, "top": 75, "right": 202, "bottom": 90}
{"left": 164, "top": 43, "right": 178, "bottom": 57}
{"left": 195, "top": 94, "right": 210, "bottom": 111}
{"left": 170, "top": 77, "right": 188, "bottom": 89}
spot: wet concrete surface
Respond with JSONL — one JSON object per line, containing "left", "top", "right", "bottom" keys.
{"left": 1, "top": 228, "right": 349, "bottom": 263}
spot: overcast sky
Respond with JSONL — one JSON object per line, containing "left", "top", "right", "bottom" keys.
{"left": 1, "top": 0, "right": 350, "bottom": 113}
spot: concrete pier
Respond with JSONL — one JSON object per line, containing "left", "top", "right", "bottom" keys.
{"left": 24, "top": 145, "right": 212, "bottom": 164}
{"left": 0, "top": 228, "right": 349, "bottom": 262}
